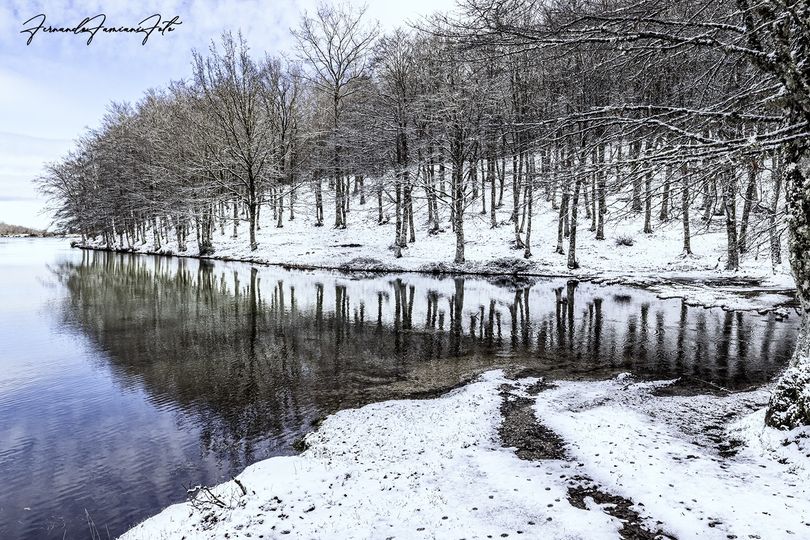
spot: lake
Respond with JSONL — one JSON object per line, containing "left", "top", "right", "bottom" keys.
{"left": 0, "top": 237, "right": 798, "bottom": 539}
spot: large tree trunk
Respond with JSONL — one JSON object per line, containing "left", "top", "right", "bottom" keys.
{"left": 766, "top": 141, "right": 810, "bottom": 429}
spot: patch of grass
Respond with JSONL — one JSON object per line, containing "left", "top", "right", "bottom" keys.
{"left": 615, "top": 235, "right": 635, "bottom": 247}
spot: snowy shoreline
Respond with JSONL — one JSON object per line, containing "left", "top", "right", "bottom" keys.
{"left": 74, "top": 241, "right": 798, "bottom": 316}
{"left": 121, "top": 371, "right": 810, "bottom": 540}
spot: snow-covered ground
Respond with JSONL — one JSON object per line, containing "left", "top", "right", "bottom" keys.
{"left": 81, "top": 185, "right": 797, "bottom": 314}
{"left": 122, "top": 371, "right": 810, "bottom": 540}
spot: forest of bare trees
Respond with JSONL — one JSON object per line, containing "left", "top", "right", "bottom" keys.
{"left": 37, "top": 0, "right": 810, "bottom": 429}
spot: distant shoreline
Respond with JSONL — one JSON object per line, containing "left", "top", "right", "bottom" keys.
{"left": 0, "top": 222, "right": 49, "bottom": 237}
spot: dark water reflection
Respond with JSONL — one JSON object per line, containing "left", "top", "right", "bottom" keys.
{"left": 0, "top": 240, "right": 798, "bottom": 539}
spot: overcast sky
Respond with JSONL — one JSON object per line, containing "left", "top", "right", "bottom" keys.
{"left": 0, "top": 0, "right": 456, "bottom": 229}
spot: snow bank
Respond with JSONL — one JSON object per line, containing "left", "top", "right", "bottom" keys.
{"left": 535, "top": 377, "right": 810, "bottom": 539}
{"left": 121, "top": 371, "right": 620, "bottom": 540}
{"left": 121, "top": 371, "right": 810, "bottom": 540}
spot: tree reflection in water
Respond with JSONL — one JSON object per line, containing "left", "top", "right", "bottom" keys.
{"left": 50, "top": 249, "right": 797, "bottom": 513}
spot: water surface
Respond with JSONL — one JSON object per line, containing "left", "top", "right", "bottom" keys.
{"left": 0, "top": 238, "right": 798, "bottom": 539}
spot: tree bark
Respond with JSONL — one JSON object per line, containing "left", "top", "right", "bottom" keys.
{"left": 453, "top": 159, "right": 465, "bottom": 264}
{"left": 524, "top": 155, "right": 534, "bottom": 258}
{"left": 568, "top": 177, "right": 581, "bottom": 269}
{"left": 723, "top": 168, "right": 739, "bottom": 270}
{"left": 681, "top": 163, "right": 692, "bottom": 255}
{"left": 630, "top": 140, "right": 642, "bottom": 211}
{"left": 739, "top": 159, "right": 759, "bottom": 254}
{"left": 644, "top": 167, "right": 653, "bottom": 234}
{"left": 596, "top": 144, "right": 607, "bottom": 241}
{"left": 766, "top": 138, "right": 810, "bottom": 429}
{"left": 769, "top": 152, "right": 783, "bottom": 270}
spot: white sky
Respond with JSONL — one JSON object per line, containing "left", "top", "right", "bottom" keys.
{"left": 0, "top": 0, "right": 457, "bottom": 229}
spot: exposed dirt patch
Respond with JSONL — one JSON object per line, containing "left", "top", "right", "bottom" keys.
{"left": 567, "top": 479, "right": 675, "bottom": 540}
{"left": 498, "top": 382, "right": 671, "bottom": 540}
{"left": 499, "top": 391, "right": 567, "bottom": 461}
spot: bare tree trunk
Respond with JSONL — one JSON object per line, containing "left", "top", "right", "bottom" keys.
{"left": 248, "top": 196, "right": 258, "bottom": 251}
{"left": 568, "top": 176, "right": 581, "bottom": 269}
{"left": 334, "top": 171, "right": 342, "bottom": 228}
{"left": 405, "top": 178, "right": 415, "bottom": 244}
{"left": 551, "top": 145, "right": 560, "bottom": 210}
{"left": 314, "top": 175, "right": 324, "bottom": 227}
{"left": 769, "top": 152, "right": 783, "bottom": 270}
{"left": 562, "top": 147, "right": 571, "bottom": 238}
{"left": 739, "top": 158, "right": 759, "bottom": 254}
{"left": 511, "top": 147, "right": 520, "bottom": 223}
{"left": 427, "top": 156, "right": 439, "bottom": 233}
{"left": 377, "top": 179, "right": 384, "bottom": 225}
{"left": 481, "top": 158, "right": 487, "bottom": 215}
{"left": 702, "top": 179, "right": 714, "bottom": 221}
{"left": 256, "top": 194, "right": 262, "bottom": 231}
{"left": 232, "top": 201, "right": 239, "bottom": 238}
{"left": 513, "top": 149, "right": 524, "bottom": 248}
{"left": 589, "top": 149, "right": 597, "bottom": 232}
{"left": 395, "top": 173, "right": 404, "bottom": 249}
{"left": 439, "top": 152, "right": 446, "bottom": 197}
{"left": 276, "top": 191, "right": 283, "bottom": 228}
{"left": 152, "top": 217, "right": 161, "bottom": 250}
{"left": 723, "top": 169, "right": 739, "bottom": 270}
{"left": 681, "top": 163, "right": 692, "bottom": 255}
{"left": 644, "top": 168, "right": 653, "bottom": 234}
{"left": 524, "top": 155, "right": 534, "bottom": 258}
{"left": 453, "top": 159, "right": 465, "bottom": 264}
{"left": 498, "top": 134, "right": 506, "bottom": 207}
{"left": 471, "top": 157, "right": 478, "bottom": 202}
{"left": 489, "top": 155, "right": 497, "bottom": 228}
{"left": 555, "top": 179, "right": 568, "bottom": 255}
{"left": 596, "top": 144, "right": 606, "bottom": 241}
{"left": 659, "top": 165, "right": 671, "bottom": 221}
{"left": 630, "top": 140, "right": 642, "bottom": 212}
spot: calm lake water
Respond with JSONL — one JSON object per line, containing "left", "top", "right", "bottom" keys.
{"left": 0, "top": 237, "right": 799, "bottom": 539}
